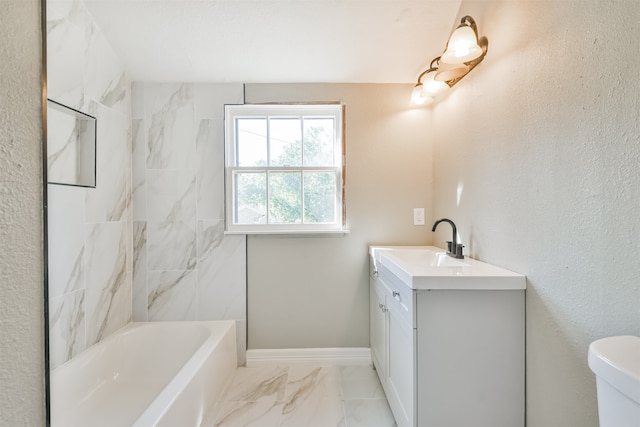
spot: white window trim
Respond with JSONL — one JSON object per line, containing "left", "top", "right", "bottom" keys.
{"left": 224, "top": 104, "right": 346, "bottom": 234}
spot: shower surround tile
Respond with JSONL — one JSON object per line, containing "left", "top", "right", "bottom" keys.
{"left": 47, "top": 10, "right": 85, "bottom": 109}
{"left": 47, "top": 0, "right": 84, "bottom": 25}
{"left": 49, "top": 290, "right": 86, "bottom": 370}
{"left": 85, "top": 222, "right": 131, "bottom": 346}
{"left": 147, "top": 270, "right": 197, "bottom": 321}
{"left": 47, "top": 0, "right": 133, "bottom": 368}
{"left": 146, "top": 169, "right": 197, "bottom": 271}
{"left": 131, "top": 119, "right": 147, "bottom": 220}
{"left": 196, "top": 219, "right": 247, "bottom": 363}
{"left": 197, "top": 220, "right": 246, "bottom": 321}
{"left": 146, "top": 169, "right": 197, "bottom": 222}
{"left": 145, "top": 83, "right": 196, "bottom": 170}
{"left": 131, "top": 82, "right": 145, "bottom": 119}
{"left": 84, "top": 17, "right": 128, "bottom": 113}
{"left": 132, "top": 221, "right": 148, "bottom": 321}
{"left": 85, "top": 104, "right": 129, "bottom": 223}
{"left": 132, "top": 82, "right": 247, "bottom": 363}
{"left": 196, "top": 119, "right": 225, "bottom": 220}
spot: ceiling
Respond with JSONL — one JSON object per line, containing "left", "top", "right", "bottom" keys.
{"left": 83, "top": 0, "right": 462, "bottom": 83}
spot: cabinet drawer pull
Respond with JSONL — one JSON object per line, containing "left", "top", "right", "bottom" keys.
{"left": 392, "top": 290, "right": 400, "bottom": 299}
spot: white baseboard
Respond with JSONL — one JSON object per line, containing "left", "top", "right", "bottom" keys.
{"left": 245, "top": 347, "right": 371, "bottom": 367}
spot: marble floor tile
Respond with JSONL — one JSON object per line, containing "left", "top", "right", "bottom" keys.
{"left": 343, "top": 399, "right": 396, "bottom": 427}
{"left": 339, "top": 365, "right": 386, "bottom": 400}
{"left": 224, "top": 366, "right": 288, "bottom": 403}
{"left": 283, "top": 366, "right": 341, "bottom": 402}
{"left": 204, "top": 400, "right": 284, "bottom": 427}
{"left": 281, "top": 366, "right": 344, "bottom": 427}
{"left": 201, "top": 364, "right": 396, "bottom": 427}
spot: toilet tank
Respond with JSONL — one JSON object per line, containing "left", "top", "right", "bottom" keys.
{"left": 588, "top": 335, "right": 640, "bottom": 427}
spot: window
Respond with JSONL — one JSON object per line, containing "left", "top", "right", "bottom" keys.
{"left": 225, "top": 104, "right": 345, "bottom": 234}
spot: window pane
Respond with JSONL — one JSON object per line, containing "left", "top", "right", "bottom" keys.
{"left": 303, "top": 118, "right": 335, "bottom": 166}
{"left": 303, "top": 171, "right": 337, "bottom": 224}
{"left": 269, "top": 172, "right": 302, "bottom": 224}
{"left": 270, "top": 118, "right": 302, "bottom": 166}
{"left": 234, "top": 172, "right": 266, "bottom": 224}
{"left": 236, "top": 118, "right": 267, "bottom": 166}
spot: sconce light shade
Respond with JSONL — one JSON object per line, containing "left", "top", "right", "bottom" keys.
{"left": 422, "top": 72, "right": 449, "bottom": 96}
{"left": 434, "top": 61, "right": 469, "bottom": 81}
{"left": 441, "top": 23, "right": 483, "bottom": 64}
{"left": 411, "top": 84, "right": 428, "bottom": 105}
{"left": 411, "top": 68, "right": 449, "bottom": 106}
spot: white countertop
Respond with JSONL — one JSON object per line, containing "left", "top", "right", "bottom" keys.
{"left": 370, "top": 245, "right": 526, "bottom": 290}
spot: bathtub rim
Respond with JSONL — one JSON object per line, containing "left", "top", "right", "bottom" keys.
{"left": 133, "top": 320, "right": 236, "bottom": 427}
{"left": 50, "top": 320, "right": 237, "bottom": 427}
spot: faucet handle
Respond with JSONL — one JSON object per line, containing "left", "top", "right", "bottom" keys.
{"left": 454, "top": 243, "right": 465, "bottom": 259}
{"left": 446, "top": 241, "right": 453, "bottom": 253}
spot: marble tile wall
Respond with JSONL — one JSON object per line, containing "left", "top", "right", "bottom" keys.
{"left": 131, "top": 82, "right": 247, "bottom": 364}
{"left": 47, "top": 0, "right": 246, "bottom": 369}
{"left": 46, "top": 0, "right": 132, "bottom": 370}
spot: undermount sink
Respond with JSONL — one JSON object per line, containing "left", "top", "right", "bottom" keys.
{"left": 370, "top": 246, "right": 526, "bottom": 290}
{"left": 431, "top": 251, "right": 470, "bottom": 267}
{"left": 382, "top": 247, "right": 471, "bottom": 267}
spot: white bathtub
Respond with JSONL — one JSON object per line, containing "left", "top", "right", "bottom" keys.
{"left": 50, "top": 321, "right": 237, "bottom": 427}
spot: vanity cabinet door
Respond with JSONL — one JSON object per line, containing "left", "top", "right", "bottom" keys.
{"left": 387, "top": 306, "right": 414, "bottom": 427}
{"left": 370, "top": 278, "right": 387, "bottom": 377}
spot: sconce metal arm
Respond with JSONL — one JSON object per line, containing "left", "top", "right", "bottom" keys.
{"left": 460, "top": 15, "right": 478, "bottom": 34}
{"left": 415, "top": 57, "right": 441, "bottom": 84}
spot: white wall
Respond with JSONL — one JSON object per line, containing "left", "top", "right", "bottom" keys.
{"left": 46, "top": 0, "right": 133, "bottom": 369}
{"left": 245, "top": 84, "right": 433, "bottom": 349}
{"left": 429, "top": 1, "right": 640, "bottom": 426}
{"left": 0, "top": 0, "right": 45, "bottom": 425}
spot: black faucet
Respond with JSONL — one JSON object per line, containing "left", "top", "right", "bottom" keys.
{"left": 431, "top": 218, "right": 464, "bottom": 259}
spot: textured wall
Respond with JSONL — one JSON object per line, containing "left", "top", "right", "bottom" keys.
{"left": 245, "top": 84, "right": 432, "bottom": 349}
{"left": 131, "top": 83, "right": 247, "bottom": 364}
{"left": 0, "top": 0, "right": 45, "bottom": 425}
{"left": 46, "top": 0, "right": 133, "bottom": 369}
{"left": 430, "top": 1, "right": 640, "bottom": 426}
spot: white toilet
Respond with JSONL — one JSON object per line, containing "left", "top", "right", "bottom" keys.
{"left": 588, "top": 335, "right": 640, "bottom": 427}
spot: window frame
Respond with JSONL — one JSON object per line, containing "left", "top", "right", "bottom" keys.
{"left": 224, "top": 103, "right": 346, "bottom": 234}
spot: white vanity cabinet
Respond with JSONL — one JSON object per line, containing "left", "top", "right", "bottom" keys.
{"left": 370, "top": 270, "right": 415, "bottom": 427}
{"left": 369, "top": 273, "right": 387, "bottom": 377}
{"left": 369, "top": 246, "right": 526, "bottom": 427}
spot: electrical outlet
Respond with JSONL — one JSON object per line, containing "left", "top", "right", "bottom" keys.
{"left": 413, "top": 208, "right": 425, "bottom": 225}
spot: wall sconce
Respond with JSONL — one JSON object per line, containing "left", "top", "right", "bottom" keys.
{"left": 411, "top": 15, "right": 488, "bottom": 105}
{"left": 411, "top": 58, "right": 449, "bottom": 105}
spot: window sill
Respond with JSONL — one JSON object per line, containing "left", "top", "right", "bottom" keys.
{"left": 224, "top": 229, "right": 350, "bottom": 236}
